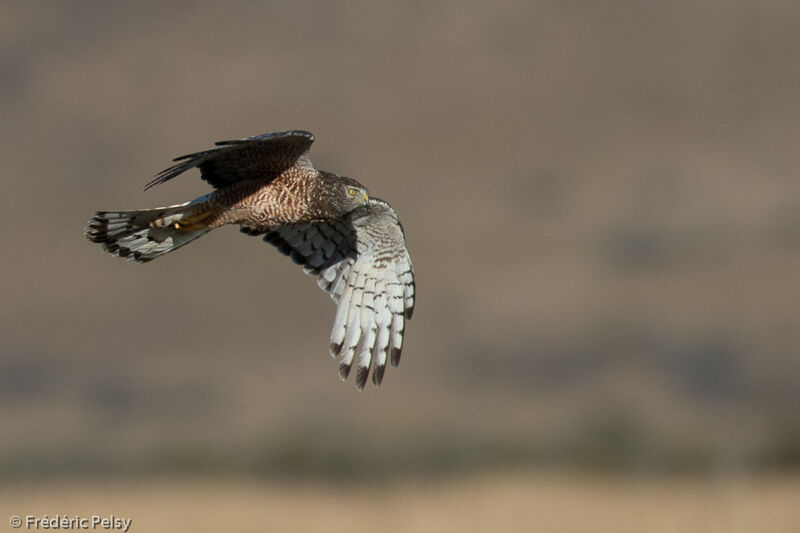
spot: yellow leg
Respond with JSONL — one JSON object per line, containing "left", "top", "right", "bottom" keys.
{"left": 173, "top": 211, "right": 216, "bottom": 231}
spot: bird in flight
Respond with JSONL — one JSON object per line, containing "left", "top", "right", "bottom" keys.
{"left": 84, "top": 130, "right": 415, "bottom": 390}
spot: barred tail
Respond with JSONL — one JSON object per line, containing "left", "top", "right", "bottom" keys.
{"left": 84, "top": 200, "right": 213, "bottom": 263}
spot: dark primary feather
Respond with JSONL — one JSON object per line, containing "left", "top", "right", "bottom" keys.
{"left": 144, "top": 130, "right": 315, "bottom": 190}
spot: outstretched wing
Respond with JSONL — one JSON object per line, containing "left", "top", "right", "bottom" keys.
{"left": 144, "top": 130, "right": 316, "bottom": 190}
{"left": 257, "top": 198, "right": 415, "bottom": 390}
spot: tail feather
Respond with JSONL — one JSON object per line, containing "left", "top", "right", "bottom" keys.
{"left": 84, "top": 201, "right": 212, "bottom": 263}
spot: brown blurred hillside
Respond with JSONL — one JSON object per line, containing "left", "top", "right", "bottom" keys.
{"left": 1, "top": 1, "right": 800, "bottom": 480}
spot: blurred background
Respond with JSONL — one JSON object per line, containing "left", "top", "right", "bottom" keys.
{"left": 2, "top": 1, "right": 800, "bottom": 531}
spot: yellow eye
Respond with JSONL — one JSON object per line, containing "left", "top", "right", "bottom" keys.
{"left": 348, "top": 188, "right": 357, "bottom": 196}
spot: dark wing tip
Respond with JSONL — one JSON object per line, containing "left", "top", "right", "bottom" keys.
{"left": 338, "top": 362, "right": 352, "bottom": 381}
{"left": 142, "top": 177, "right": 160, "bottom": 191}
{"left": 143, "top": 159, "right": 194, "bottom": 191}
{"left": 330, "top": 342, "right": 342, "bottom": 358}
{"left": 355, "top": 366, "right": 369, "bottom": 391}
{"left": 390, "top": 347, "right": 402, "bottom": 368}
{"left": 372, "top": 364, "right": 386, "bottom": 386}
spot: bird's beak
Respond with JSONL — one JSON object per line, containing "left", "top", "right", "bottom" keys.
{"left": 363, "top": 192, "right": 370, "bottom": 203}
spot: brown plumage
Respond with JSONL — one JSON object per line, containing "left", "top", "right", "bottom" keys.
{"left": 84, "top": 130, "right": 415, "bottom": 390}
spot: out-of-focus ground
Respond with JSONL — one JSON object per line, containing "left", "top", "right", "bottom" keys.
{"left": 2, "top": 0, "right": 800, "bottom": 529}
{"left": 4, "top": 474, "right": 800, "bottom": 533}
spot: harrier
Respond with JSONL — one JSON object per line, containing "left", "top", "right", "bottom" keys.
{"left": 84, "top": 130, "right": 415, "bottom": 390}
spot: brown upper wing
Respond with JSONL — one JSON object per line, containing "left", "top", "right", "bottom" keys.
{"left": 144, "top": 130, "right": 316, "bottom": 190}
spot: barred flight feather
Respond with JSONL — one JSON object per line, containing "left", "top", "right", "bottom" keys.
{"left": 260, "top": 198, "right": 414, "bottom": 388}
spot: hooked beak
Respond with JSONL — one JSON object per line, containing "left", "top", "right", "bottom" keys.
{"left": 363, "top": 192, "right": 370, "bottom": 204}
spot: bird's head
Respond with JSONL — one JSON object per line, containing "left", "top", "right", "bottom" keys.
{"left": 327, "top": 174, "right": 370, "bottom": 215}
